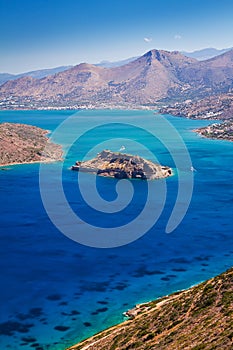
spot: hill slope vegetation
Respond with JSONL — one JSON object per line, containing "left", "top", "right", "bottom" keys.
{"left": 68, "top": 268, "right": 233, "bottom": 350}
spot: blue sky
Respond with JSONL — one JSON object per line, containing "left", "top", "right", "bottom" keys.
{"left": 0, "top": 0, "right": 233, "bottom": 73}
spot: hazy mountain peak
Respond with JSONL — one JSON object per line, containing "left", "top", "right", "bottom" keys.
{"left": 96, "top": 56, "right": 139, "bottom": 68}
{"left": 182, "top": 47, "right": 233, "bottom": 61}
{"left": 142, "top": 49, "right": 196, "bottom": 64}
{"left": 74, "top": 62, "right": 98, "bottom": 69}
{"left": 143, "top": 49, "right": 170, "bottom": 60}
{"left": 0, "top": 66, "right": 73, "bottom": 86}
{"left": 198, "top": 47, "right": 233, "bottom": 66}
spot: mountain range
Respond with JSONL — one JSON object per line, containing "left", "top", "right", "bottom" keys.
{"left": 0, "top": 48, "right": 233, "bottom": 108}
{"left": 182, "top": 47, "right": 232, "bottom": 61}
{"left": 96, "top": 47, "right": 233, "bottom": 68}
{"left": 0, "top": 47, "right": 232, "bottom": 87}
{"left": 0, "top": 66, "right": 73, "bottom": 87}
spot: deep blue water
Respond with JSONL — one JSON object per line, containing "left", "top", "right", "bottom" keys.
{"left": 0, "top": 110, "right": 232, "bottom": 349}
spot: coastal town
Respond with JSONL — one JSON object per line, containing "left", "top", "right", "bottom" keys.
{"left": 195, "top": 120, "right": 233, "bottom": 141}
{"left": 159, "top": 92, "right": 233, "bottom": 120}
{"left": 0, "top": 95, "right": 151, "bottom": 111}
{"left": 159, "top": 92, "right": 233, "bottom": 141}
{"left": 1, "top": 95, "right": 233, "bottom": 143}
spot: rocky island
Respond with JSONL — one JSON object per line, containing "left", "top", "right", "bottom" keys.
{"left": 71, "top": 150, "right": 172, "bottom": 180}
{"left": 67, "top": 268, "right": 233, "bottom": 350}
{"left": 0, "top": 122, "right": 63, "bottom": 166}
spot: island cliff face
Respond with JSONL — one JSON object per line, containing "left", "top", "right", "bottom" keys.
{"left": 0, "top": 123, "right": 63, "bottom": 166}
{"left": 71, "top": 150, "right": 172, "bottom": 180}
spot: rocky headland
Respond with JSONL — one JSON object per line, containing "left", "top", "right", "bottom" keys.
{"left": 67, "top": 268, "right": 233, "bottom": 350}
{"left": 159, "top": 92, "right": 233, "bottom": 142}
{"left": 159, "top": 92, "right": 233, "bottom": 120}
{"left": 194, "top": 120, "right": 233, "bottom": 142}
{"left": 71, "top": 150, "right": 172, "bottom": 180}
{"left": 0, "top": 122, "right": 63, "bottom": 166}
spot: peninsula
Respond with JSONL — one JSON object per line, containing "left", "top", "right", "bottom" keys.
{"left": 67, "top": 268, "right": 233, "bottom": 350}
{"left": 159, "top": 92, "right": 233, "bottom": 121}
{"left": 194, "top": 120, "right": 233, "bottom": 142}
{"left": 71, "top": 150, "right": 172, "bottom": 180}
{"left": 159, "top": 92, "right": 233, "bottom": 142}
{"left": 0, "top": 123, "right": 63, "bottom": 166}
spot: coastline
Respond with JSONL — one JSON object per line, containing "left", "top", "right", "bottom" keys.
{"left": 1, "top": 107, "right": 232, "bottom": 143}
{"left": 0, "top": 109, "right": 231, "bottom": 350}
{"left": 0, "top": 157, "right": 63, "bottom": 168}
{"left": 0, "top": 122, "right": 63, "bottom": 167}
{"left": 72, "top": 150, "right": 172, "bottom": 180}
{"left": 67, "top": 290, "right": 189, "bottom": 350}
{"left": 193, "top": 122, "right": 233, "bottom": 142}
{"left": 65, "top": 111, "right": 232, "bottom": 349}
{"left": 66, "top": 284, "right": 198, "bottom": 350}
{"left": 0, "top": 105, "right": 157, "bottom": 112}
{"left": 67, "top": 268, "right": 233, "bottom": 350}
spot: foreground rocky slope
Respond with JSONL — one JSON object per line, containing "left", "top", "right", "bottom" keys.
{"left": 72, "top": 150, "right": 172, "bottom": 180}
{"left": 0, "top": 123, "right": 63, "bottom": 166}
{"left": 68, "top": 268, "right": 233, "bottom": 350}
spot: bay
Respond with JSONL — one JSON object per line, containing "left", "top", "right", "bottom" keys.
{"left": 0, "top": 110, "right": 232, "bottom": 349}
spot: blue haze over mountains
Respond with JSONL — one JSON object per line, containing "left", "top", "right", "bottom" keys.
{"left": 0, "top": 66, "right": 73, "bottom": 86}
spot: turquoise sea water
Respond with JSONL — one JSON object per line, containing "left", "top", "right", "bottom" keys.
{"left": 0, "top": 110, "right": 232, "bottom": 349}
